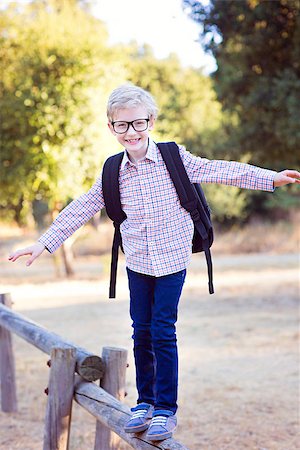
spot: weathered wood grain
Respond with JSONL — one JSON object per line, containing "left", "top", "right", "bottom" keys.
{"left": 0, "top": 303, "right": 104, "bottom": 381}
{"left": 94, "top": 346, "right": 128, "bottom": 450}
{"left": 75, "top": 377, "right": 190, "bottom": 450}
{"left": 0, "top": 293, "right": 17, "bottom": 412}
{"left": 0, "top": 295, "right": 190, "bottom": 449}
{"left": 43, "top": 346, "right": 76, "bottom": 450}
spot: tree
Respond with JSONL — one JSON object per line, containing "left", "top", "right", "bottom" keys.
{"left": 126, "top": 44, "right": 249, "bottom": 222}
{"left": 126, "top": 44, "right": 224, "bottom": 158}
{"left": 0, "top": 0, "right": 125, "bottom": 225}
{"left": 184, "top": 0, "right": 300, "bottom": 169}
{"left": 184, "top": 0, "right": 300, "bottom": 219}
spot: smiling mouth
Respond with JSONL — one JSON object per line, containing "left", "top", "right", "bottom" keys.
{"left": 126, "top": 138, "right": 140, "bottom": 143}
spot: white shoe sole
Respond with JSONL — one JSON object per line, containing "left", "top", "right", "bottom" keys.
{"left": 124, "top": 422, "right": 150, "bottom": 433}
{"left": 146, "top": 429, "right": 174, "bottom": 441}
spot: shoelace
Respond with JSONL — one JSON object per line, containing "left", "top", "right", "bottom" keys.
{"left": 131, "top": 408, "right": 148, "bottom": 419}
{"left": 150, "top": 415, "right": 168, "bottom": 427}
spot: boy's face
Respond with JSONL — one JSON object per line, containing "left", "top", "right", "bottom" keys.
{"left": 108, "top": 106, "right": 155, "bottom": 159}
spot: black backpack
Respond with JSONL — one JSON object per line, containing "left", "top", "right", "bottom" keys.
{"left": 102, "top": 141, "right": 214, "bottom": 298}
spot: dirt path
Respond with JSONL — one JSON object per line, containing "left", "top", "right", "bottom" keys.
{"left": 0, "top": 253, "right": 299, "bottom": 449}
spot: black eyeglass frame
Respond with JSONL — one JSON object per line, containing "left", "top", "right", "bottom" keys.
{"left": 111, "top": 118, "right": 150, "bottom": 134}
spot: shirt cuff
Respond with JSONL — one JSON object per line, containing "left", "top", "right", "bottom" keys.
{"left": 38, "top": 234, "right": 62, "bottom": 254}
{"left": 255, "top": 168, "right": 277, "bottom": 192}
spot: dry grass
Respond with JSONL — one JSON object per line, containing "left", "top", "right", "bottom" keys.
{"left": 1, "top": 212, "right": 299, "bottom": 259}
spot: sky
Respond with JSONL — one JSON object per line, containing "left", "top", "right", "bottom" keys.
{"left": 91, "top": 0, "right": 216, "bottom": 74}
{"left": 1, "top": 0, "right": 216, "bottom": 74}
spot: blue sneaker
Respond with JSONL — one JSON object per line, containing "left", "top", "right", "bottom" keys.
{"left": 146, "top": 409, "right": 177, "bottom": 441}
{"left": 124, "top": 403, "right": 154, "bottom": 433}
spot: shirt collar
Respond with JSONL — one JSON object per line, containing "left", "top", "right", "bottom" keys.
{"left": 120, "top": 138, "right": 158, "bottom": 170}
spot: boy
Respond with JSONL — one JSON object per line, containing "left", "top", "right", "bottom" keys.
{"left": 9, "top": 84, "right": 300, "bottom": 441}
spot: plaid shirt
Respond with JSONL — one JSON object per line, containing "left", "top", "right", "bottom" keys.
{"left": 39, "top": 139, "right": 276, "bottom": 276}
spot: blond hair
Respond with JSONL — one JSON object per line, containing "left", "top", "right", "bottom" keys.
{"left": 107, "top": 84, "right": 159, "bottom": 121}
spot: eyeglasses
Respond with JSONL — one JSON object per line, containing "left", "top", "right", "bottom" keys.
{"left": 111, "top": 118, "right": 150, "bottom": 134}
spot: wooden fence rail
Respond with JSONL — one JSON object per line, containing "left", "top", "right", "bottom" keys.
{"left": 0, "top": 293, "right": 189, "bottom": 450}
{"left": 0, "top": 295, "right": 104, "bottom": 382}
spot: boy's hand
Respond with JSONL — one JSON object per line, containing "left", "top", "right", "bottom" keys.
{"left": 8, "top": 242, "right": 45, "bottom": 266}
{"left": 274, "top": 170, "right": 300, "bottom": 187}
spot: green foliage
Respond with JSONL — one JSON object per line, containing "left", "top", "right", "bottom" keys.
{"left": 125, "top": 44, "right": 250, "bottom": 221}
{"left": 184, "top": 0, "right": 300, "bottom": 220}
{"left": 0, "top": 0, "right": 125, "bottom": 224}
{"left": 264, "top": 184, "right": 300, "bottom": 211}
{"left": 0, "top": 0, "right": 272, "bottom": 224}
{"left": 126, "top": 45, "right": 224, "bottom": 158}
{"left": 204, "top": 183, "right": 249, "bottom": 223}
{"left": 184, "top": 0, "right": 300, "bottom": 169}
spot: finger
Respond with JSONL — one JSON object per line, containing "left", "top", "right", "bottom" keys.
{"left": 285, "top": 170, "right": 300, "bottom": 178}
{"left": 26, "top": 251, "right": 41, "bottom": 266}
{"left": 8, "top": 250, "right": 31, "bottom": 262}
{"left": 283, "top": 177, "right": 297, "bottom": 184}
{"left": 282, "top": 176, "right": 300, "bottom": 185}
{"left": 288, "top": 175, "right": 300, "bottom": 182}
{"left": 8, "top": 253, "right": 23, "bottom": 262}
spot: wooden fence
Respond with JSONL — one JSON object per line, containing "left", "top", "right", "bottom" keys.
{"left": 0, "top": 293, "right": 189, "bottom": 450}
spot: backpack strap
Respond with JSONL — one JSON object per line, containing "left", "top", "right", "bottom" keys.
{"left": 157, "top": 142, "right": 214, "bottom": 294}
{"left": 102, "top": 152, "right": 126, "bottom": 223}
{"left": 157, "top": 141, "right": 209, "bottom": 236}
{"left": 102, "top": 152, "right": 127, "bottom": 298}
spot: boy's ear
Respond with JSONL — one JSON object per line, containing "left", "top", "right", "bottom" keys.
{"left": 148, "top": 115, "right": 155, "bottom": 131}
{"left": 107, "top": 121, "right": 115, "bottom": 134}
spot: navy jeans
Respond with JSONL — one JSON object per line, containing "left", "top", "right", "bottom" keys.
{"left": 127, "top": 267, "right": 186, "bottom": 414}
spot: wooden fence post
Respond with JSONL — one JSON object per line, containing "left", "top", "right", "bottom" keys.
{"left": 94, "top": 346, "right": 128, "bottom": 450}
{"left": 0, "top": 293, "right": 17, "bottom": 412}
{"left": 43, "top": 345, "right": 76, "bottom": 450}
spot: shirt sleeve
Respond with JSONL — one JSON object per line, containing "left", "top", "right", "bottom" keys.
{"left": 178, "top": 145, "right": 276, "bottom": 192}
{"left": 38, "top": 173, "right": 105, "bottom": 253}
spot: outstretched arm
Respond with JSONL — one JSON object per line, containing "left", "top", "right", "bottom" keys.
{"left": 274, "top": 170, "right": 300, "bottom": 187}
{"left": 179, "top": 145, "right": 299, "bottom": 191}
{"left": 8, "top": 172, "right": 105, "bottom": 266}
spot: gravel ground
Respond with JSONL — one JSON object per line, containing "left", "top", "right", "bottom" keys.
{"left": 0, "top": 251, "right": 299, "bottom": 450}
